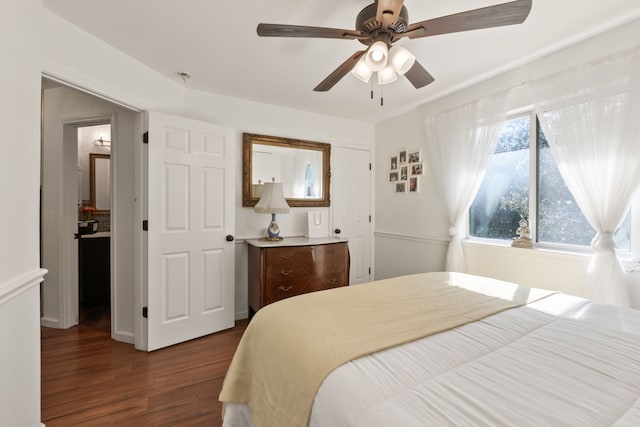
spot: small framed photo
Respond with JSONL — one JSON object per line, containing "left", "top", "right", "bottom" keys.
{"left": 411, "top": 163, "right": 423, "bottom": 176}
{"left": 399, "top": 150, "right": 407, "bottom": 164}
{"left": 389, "top": 171, "right": 399, "bottom": 182}
{"left": 400, "top": 166, "right": 408, "bottom": 181}
{"left": 390, "top": 156, "right": 398, "bottom": 171}
{"left": 395, "top": 182, "right": 406, "bottom": 193}
{"left": 408, "top": 150, "right": 421, "bottom": 163}
{"left": 409, "top": 177, "right": 419, "bottom": 193}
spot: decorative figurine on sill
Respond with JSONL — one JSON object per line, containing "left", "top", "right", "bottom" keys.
{"left": 511, "top": 217, "right": 533, "bottom": 249}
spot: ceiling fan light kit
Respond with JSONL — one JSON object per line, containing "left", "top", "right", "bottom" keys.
{"left": 388, "top": 45, "right": 415, "bottom": 75}
{"left": 378, "top": 64, "right": 398, "bottom": 85}
{"left": 359, "top": 42, "right": 415, "bottom": 85}
{"left": 256, "top": 0, "right": 532, "bottom": 93}
{"left": 364, "top": 41, "right": 389, "bottom": 71}
{"left": 352, "top": 56, "right": 374, "bottom": 83}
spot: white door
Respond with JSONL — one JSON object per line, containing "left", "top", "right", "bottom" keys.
{"left": 146, "top": 112, "right": 235, "bottom": 351}
{"left": 332, "top": 146, "right": 372, "bottom": 284}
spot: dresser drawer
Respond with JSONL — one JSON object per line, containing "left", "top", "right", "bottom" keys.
{"left": 310, "top": 271, "right": 348, "bottom": 290}
{"left": 248, "top": 240, "right": 350, "bottom": 313}
{"left": 310, "top": 243, "right": 348, "bottom": 276}
{"left": 265, "top": 278, "right": 312, "bottom": 305}
{"left": 265, "top": 246, "right": 314, "bottom": 267}
{"left": 265, "top": 271, "right": 348, "bottom": 305}
{"left": 264, "top": 246, "right": 314, "bottom": 280}
{"left": 264, "top": 264, "right": 311, "bottom": 282}
{"left": 314, "top": 243, "right": 347, "bottom": 260}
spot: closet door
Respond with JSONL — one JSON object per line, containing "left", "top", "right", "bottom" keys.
{"left": 332, "top": 146, "right": 372, "bottom": 284}
{"left": 146, "top": 112, "right": 235, "bottom": 351}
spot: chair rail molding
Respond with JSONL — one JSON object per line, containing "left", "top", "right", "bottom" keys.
{"left": 374, "top": 231, "right": 450, "bottom": 245}
{"left": 0, "top": 268, "right": 47, "bottom": 306}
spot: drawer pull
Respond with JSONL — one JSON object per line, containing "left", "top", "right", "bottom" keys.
{"left": 279, "top": 253, "right": 294, "bottom": 259}
{"left": 278, "top": 285, "right": 293, "bottom": 292}
{"left": 328, "top": 278, "right": 337, "bottom": 285}
{"left": 280, "top": 269, "right": 293, "bottom": 276}
{"left": 326, "top": 249, "right": 335, "bottom": 254}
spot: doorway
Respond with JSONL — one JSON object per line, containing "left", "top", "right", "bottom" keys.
{"left": 40, "top": 78, "right": 139, "bottom": 343}
{"left": 76, "top": 123, "right": 112, "bottom": 331}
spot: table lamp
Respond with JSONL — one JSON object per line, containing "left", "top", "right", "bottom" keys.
{"left": 254, "top": 178, "right": 289, "bottom": 240}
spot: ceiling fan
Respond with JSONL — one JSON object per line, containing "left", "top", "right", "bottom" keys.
{"left": 257, "top": 0, "right": 532, "bottom": 92}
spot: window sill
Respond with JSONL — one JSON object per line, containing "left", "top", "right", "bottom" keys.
{"left": 464, "top": 238, "right": 639, "bottom": 272}
{"left": 465, "top": 238, "right": 590, "bottom": 259}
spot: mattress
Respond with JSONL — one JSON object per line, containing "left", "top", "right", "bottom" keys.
{"left": 222, "top": 281, "right": 640, "bottom": 426}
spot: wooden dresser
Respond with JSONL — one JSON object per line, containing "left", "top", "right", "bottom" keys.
{"left": 247, "top": 237, "right": 350, "bottom": 313}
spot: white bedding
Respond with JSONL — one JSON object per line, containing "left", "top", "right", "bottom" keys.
{"left": 223, "top": 293, "right": 640, "bottom": 427}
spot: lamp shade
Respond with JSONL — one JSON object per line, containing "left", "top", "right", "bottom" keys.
{"left": 364, "top": 41, "right": 388, "bottom": 72}
{"left": 351, "top": 56, "right": 373, "bottom": 83}
{"left": 377, "top": 64, "right": 398, "bottom": 85}
{"left": 388, "top": 45, "right": 416, "bottom": 75}
{"left": 254, "top": 182, "right": 290, "bottom": 214}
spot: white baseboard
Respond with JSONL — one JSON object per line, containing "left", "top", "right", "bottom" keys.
{"left": 235, "top": 310, "right": 249, "bottom": 321}
{"left": 113, "top": 330, "right": 135, "bottom": 344}
{"left": 40, "top": 317, "right": 61, "bottom": 328}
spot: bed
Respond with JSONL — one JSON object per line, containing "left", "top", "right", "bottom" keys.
{"left": 219, "top": 272, "right": 640, "bottom": 427}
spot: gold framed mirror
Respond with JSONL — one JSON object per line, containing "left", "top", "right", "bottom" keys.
{"left": 89, "top": 153, "right": 110, "bottom": 213}
{"left": 242, "top": 133, "right": 331, "bottom": 208}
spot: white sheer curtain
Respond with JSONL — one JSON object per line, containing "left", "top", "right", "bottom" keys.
{"left": 423, "top": 94, "right": 510, "bottom": 272}
{"left": 530, "top": 47, "right": 640, "bottom": 307}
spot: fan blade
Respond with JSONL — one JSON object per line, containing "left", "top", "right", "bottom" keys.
{"left": 257, "top": 23, "right": 361, "bottom": 40}
{"left": 391, "top": 27, "right": 425, "bottom": 43}
{"left": 406, "top": 0, "right": 532, "bottom": 39}
{"left": 404, "top": 61, "right": 435, "bottom": 89}
{"left": 314, "top": 51, "right": 366, "bottom": 92}
{"left": 376, "top": 0, "right": 405, "bottom": 29}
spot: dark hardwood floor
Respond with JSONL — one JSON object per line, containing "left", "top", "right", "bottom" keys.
{"left": 41, "top": 313, "right": 248, "bottom": 426}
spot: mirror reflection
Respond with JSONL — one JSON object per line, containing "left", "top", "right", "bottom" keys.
{"left": 252, "top": 145, "right": 323, "bottom": 200}
{"left": 243, "top": 133, "right": 331, "bottom": 207}
{"left": 90, "top": 153, "right": 110, "bottom": 212}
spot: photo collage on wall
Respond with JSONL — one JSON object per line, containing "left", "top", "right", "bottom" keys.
{"left": 389, "top": 149, "right": 423, "bottom": 193}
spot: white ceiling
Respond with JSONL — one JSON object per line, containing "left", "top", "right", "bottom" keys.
{"left": 43, "top": 0, "right": 640, "bottom": 123}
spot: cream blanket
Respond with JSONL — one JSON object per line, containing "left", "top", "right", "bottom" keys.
{"left": 219, "top": 272, "right": 553, "bottom": 427}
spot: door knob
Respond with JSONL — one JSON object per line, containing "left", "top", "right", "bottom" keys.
{"left": 226, "top": 235, "right": 234, "bottom": 242}
{"left": 334, "top": 228, "right": 341, "bottom": 234}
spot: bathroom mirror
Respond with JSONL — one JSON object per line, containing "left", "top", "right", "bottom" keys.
{"left": 90, "top": 153, "right": 110, "bottom": 213}
{"left": 242, "top": 133, "right": 330, "bottom": 207}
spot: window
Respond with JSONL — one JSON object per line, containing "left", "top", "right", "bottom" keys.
{"left": 469, "top": 112, "right": 632, "bottom": 251}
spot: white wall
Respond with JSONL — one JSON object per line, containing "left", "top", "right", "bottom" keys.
{"left": 373, "top": 108, "right": 450, "bottom": 280}
{"left": 42, "top": 9, "right": 186, "bottom": 114}
{"left": 0, "top": 0, "right": 44, "bottom": 425}
{"left": 374, "top": 18, "right": 640, "bottom": 307}
{"left": 41, "top": 85, "right": 137, "bottom": 343}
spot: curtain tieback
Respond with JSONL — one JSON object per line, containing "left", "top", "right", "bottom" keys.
{"left": 591, "top": 232, "right": 616, "bottom": 252}
{"left": 448, "top": 226, "right": 457, "bottom": 237}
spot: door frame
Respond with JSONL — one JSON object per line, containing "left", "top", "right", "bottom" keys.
{"left": 41, "top": 74, "right": 144, "bottom": 345}
{"left": 134, "top": 113, "right": 147, "bottom": 350}
{"left": 60, "top": 116, "right": 114, "bottom": 329}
